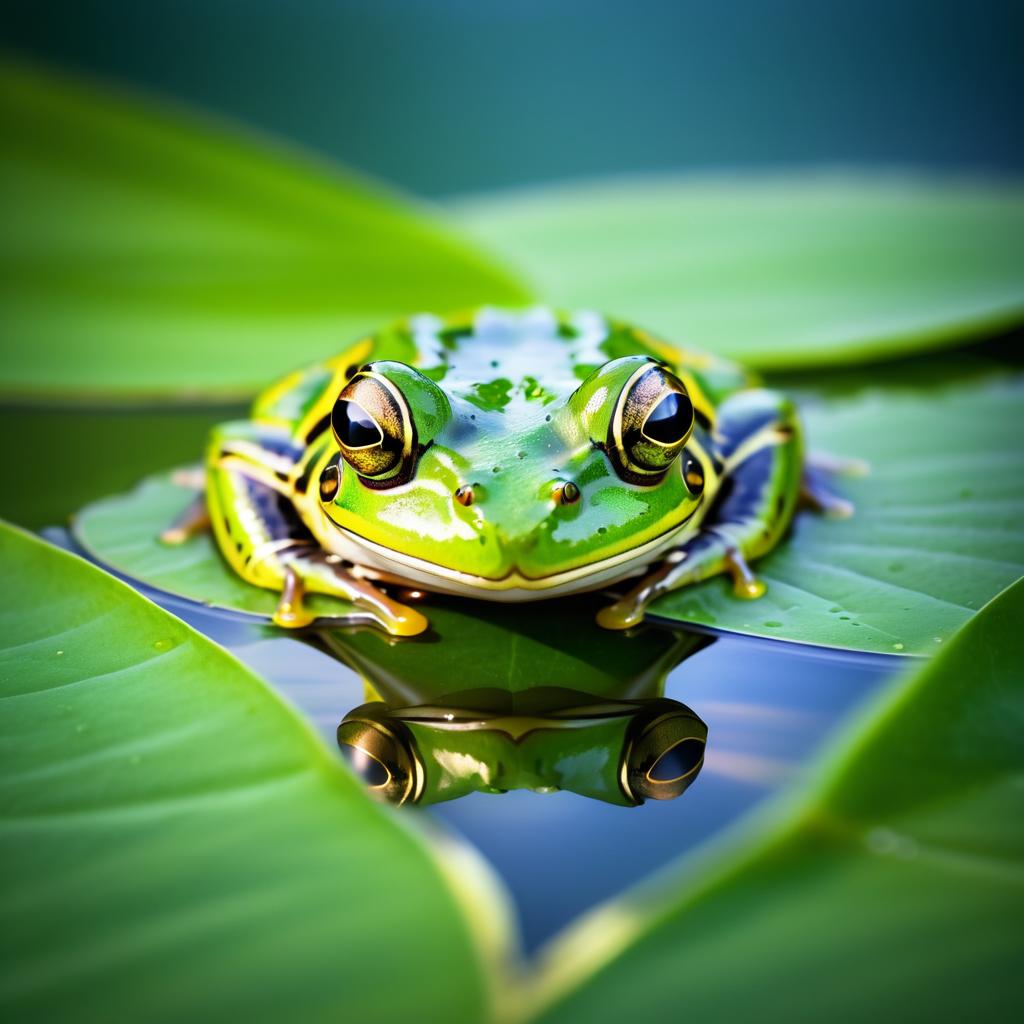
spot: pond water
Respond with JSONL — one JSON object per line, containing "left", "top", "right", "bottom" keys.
{"left": 52, "top": 522, "right": 898, "bottom": 953}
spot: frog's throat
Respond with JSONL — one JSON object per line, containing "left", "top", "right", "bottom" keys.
{"left": 320, "top": 505, "right": 702, "bottom": 602}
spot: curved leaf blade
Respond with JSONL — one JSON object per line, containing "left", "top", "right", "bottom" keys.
{"left": 0, "top": 523, "right": 506, "bottom": 1021}
{"left": 528, "top": 577, "right": 1024, "bottom": 1023}
{"left": 0, "top": 60, "right": 529, "bottom": 401}
{"left": 455, "top": 175, "right": 1024, "bottom": 369}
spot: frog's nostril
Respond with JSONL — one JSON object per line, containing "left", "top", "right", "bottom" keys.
{"left": 553, "top": 481, "right": 581, "bottom": 506}
{"left": 454, "top": 485, "right": 474, "bottom": 507}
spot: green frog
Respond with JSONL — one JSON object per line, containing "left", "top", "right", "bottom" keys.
{"left": 164, "top": 307, "right": 844, "bottom": 636}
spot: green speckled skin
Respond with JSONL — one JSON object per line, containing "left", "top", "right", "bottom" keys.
{"left": 200, "top": 307, "right": 804, "bottom": 634}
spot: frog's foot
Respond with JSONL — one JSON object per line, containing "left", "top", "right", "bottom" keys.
{"left": 724, "top": 547, "right": 766, "bottom": 599}
{"left": 273, "top": 566, "right": 318, "bottom": 629}
{"left": 159, "top": 494, "right": 211, "bottom": 545}
{"left": 596, "top": 559, "right": 678, "bottom": 631}
{"left": 596, "top": 596, "right": 647, "bottom": 631}
{"left": 801, "top": 466, "right": 855, "bottom": 519}
{"left": 341, "top": 575, "right": 429, "bottom": 638}
{"left": 596, "top": 534, "right": 769, "bottom": 630}
{"left": 278, "top": 554, "right": 429, "bottom": 637}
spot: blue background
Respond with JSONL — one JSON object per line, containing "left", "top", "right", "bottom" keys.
{"left": 4, "top": 0, "right": 1021, "bottom": 196}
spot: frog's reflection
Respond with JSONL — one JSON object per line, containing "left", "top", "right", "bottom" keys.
{"left": 309, "top": 595, "right": 711, "bottom": 808}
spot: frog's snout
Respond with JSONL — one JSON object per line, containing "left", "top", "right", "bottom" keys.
{"left": 448, "top": 475, "right": 579, "bottom": 562}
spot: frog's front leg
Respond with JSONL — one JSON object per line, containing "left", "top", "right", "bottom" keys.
{"left": 201, "top": 421, "right": 427, "bottom": 637}
{"left": 598, "top": 389, "right": 803, "bottom": 630}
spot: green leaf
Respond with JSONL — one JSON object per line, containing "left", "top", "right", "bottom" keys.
{"left": 0, "top": 523, "right": 506, "bottom": 1020}
{"left": 0, "top": 404, "right": 237, "bottom": 530}
{"left": 527, "top": 577, "right": 1024, "bottom": 1023}
{"left": 650, "top": 371, "right": 1024, "bottom": 654}
{"left": 455, "top": 175, "right": 1024, "bottom": 369}
{"left": 0, "top": 60, "right": 529, "bottom": 402}
{"left": 72, "top": 370, "right": 1024, "bottom": 657}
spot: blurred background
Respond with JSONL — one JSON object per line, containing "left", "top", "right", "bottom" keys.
{"left": 4, "top": 0, "right": 1022, "bottom": 197}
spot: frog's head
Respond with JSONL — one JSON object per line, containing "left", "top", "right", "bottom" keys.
{"left": 318, "top": 353, "right": 710, "bottom": 595}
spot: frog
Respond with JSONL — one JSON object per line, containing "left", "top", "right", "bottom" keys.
{"left": 162, "top": 306, "right": 849, "bottom": 637}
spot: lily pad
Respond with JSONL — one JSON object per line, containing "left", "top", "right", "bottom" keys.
{"left": 72, "top": 371, "right": 1024, "bottom": 657}
{"left": 650, "top": 371, "right": 1024, "bottom": 654}
{"left": 526, "top": 576, "right": 1024, "bottom": 1022}
{"left": 0, "top": 60, "right": 528, "bottom": 402}
{"left": 455, "top": 175, "right": 1024, "bottom": 370}
{"left": 0, "top": 522, "right": 506, "bottom": 1020}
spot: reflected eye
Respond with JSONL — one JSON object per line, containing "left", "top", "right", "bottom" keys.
{"left": 337, "top": 708, "right": 423, "bottom": 805}
{"left": 609, "top": 363, "right": 695, "bottom": 483}
{"left": 621, "top": 699, "right": 707, "bottom": 804}
{"left": 330, "top": 370, "right": 414, "bottom": 485}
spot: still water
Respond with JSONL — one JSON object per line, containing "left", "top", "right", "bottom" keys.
{"left": 52, "top": 525, "right": 898, "bottom": 950}
{"left": 80, "top": 552, "right": 896, "bottom": 953}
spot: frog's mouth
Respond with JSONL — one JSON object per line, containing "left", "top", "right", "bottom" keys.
{"left": 322, "top": 508, "right": 701, "bottom": 602}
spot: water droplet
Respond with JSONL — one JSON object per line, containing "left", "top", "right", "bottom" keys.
{"left": 933, "top": 636, "right": 943, "bottom": 644}
{"left": 597, "top": 526, "right": 607, "bottom": 534}
{"left": 153, "top": 639, "right": 172, "bottom": 651}
{"left": 492, "top": 466, "right": 501, "bottom": 474}
{"left": 892, "top": 642, "right": 904, "bottom": 651}
{"left": 839, "top": 615, "right": 850, "bottom": 621}
{"left": 517, "top": 451, "right": 527, "bottom": 460}
{"left": 56, "top": 650, "right": 64, "bottom": 656}
{"left": 763, "top": 620, "right": 783, "bottom": 628}
{"left": 828, "top": 606, "right": 841, "bottom": 614}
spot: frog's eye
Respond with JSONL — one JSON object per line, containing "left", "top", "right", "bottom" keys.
{"left": 621, "top": 700, "right": 707, "bottom": 804}
{"left": 331, "top": 370, "right": 414, "bottom": 485}
{"left": 608, "top": 363, "right": 694, "bottom": 484}
{"left": 337, "top": 709, "right": 423, "bottom": 806}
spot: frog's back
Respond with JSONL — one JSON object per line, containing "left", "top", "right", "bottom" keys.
{"left": 250, "top": 306, "right": 752, "bottom": 436}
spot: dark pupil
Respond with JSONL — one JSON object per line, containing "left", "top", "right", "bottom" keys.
{"left": 644, "top": 392, "right": 693, "bottom": 444}
{"left": 649, "top": 738, "right": 705, "bottom": 782}
{"left": 333, "top": 400, "right": 382, "bottom": 448}
{"left": 338, "top": 744, "right": 390, "bottom": 788}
